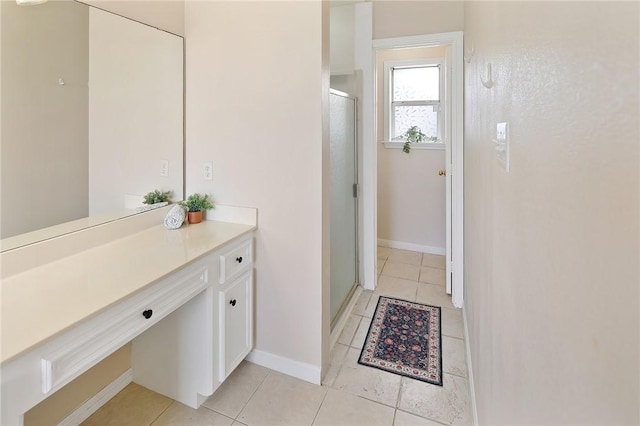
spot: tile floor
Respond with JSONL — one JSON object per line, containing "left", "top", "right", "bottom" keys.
{"left": 82, "top": 247, "right": 472, "bottom": 426}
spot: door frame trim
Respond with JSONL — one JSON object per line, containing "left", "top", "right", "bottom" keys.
{"left": 363, "top": 31, "right": 464, "bottom": 308}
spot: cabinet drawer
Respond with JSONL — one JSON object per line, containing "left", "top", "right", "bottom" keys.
{"left": 41, "top": 264, "right": 208, "bottom": 394}
{"left": 219, "top": 237, "right": 252, "bottom": 284}
{"left": 218, "top": 271, "right": 253, "bottom": 381}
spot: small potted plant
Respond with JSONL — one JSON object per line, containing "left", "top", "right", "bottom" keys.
{"left": 397, "top": 126, "right": 440, "bottom": 153}
{"left": 143, "top": 189, "right": 172, "bottom": 205}
{"left": 179, "top": 193, "right": 214, "bottom": 224}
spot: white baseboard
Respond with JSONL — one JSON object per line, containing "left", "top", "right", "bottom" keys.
{"left": 462, "top": 307, "right": 479, "bottom": 426}
{"left": 58, "top": 369, "right": 132, "bottom": 426}
{"left": 377, "top": 238, "right": 445, "bottom": 255}
{"left": 245, "top": 349, "right": 321, "bottom": 385}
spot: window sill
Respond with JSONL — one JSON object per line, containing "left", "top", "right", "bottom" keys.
{"left": 382, "top": 141, "right": 445, "bottom": 151}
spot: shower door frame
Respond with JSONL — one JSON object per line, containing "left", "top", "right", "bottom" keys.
{"left": 329, "top": 89, "right": 359, "bottom": 327}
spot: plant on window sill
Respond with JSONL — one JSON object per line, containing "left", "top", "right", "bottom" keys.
{"left": 395, "top": 126, "right": 440, "bottom": 153}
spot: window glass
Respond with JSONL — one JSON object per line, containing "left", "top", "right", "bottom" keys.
{"left": 392, "top": 66, "right": 439, "bottom": 102}
{"left": 392, "top": 105, "right": 438, "bottom": 139}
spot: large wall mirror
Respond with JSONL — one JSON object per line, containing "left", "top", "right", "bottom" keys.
{"left": 1, "top": 0, "right": 184, "bottom": 251}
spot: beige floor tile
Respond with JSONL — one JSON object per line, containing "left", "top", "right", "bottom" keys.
{"left": 416, "top": 283, "right": 455, "bottom": 310}
{"left": 442, "top": 336, "right": 467, "bottom": 378}
{"left": 382, "top": 262, "right": 421, "bottom": 281}
{"left": 151, "top": 402, "right": 233, "bottom": 426}
{"left": 81, "top": 383, "right": 172, "bottom": 426}
{"left": 351, "top": 316, "right": 372, "bottom": 349}
{"left": 377, "top": 260, "right": 386, "bottom": 276}
{"left": 202, "top": 361, "right": 270, "bottom": 418}
{"left": 441, "top": 308, "right": 464, "bottom": 339}
{"left": 363, "top": 294, "right": 380, "bottom": 318}
{"left": 338, "top": 314, "right": 362, "bottom": 346}
{"left": 232, "top": 422, "right": 248, "bottom": 426}
{"left": 377, "top": 246, "right": 392, "bottom": 260}
{"left": 323, "top": 343, "right": 350, "bottom": 386}
{"left": 419, "top": 266, "right": 446, "bottom": 286}
{"left": 237, "top": 372, "right": 327, "bottom": 426}
{"left": 313, "top": 388, "right": 395, "bottom": 426}
{"left": 332, "top": 347, "right": 402, "bottom": 407}
{"left": 398, "top": 374, "right": 472, "bottom": 425}
{"left": 353, "top": 291, "right": 373, "bottom": 316}
{"left": 387, "top": 249, "right": 422, "bottom": 266}
{"left": 394, "top": 410, "right": 443, "bottom": 426}
{"left": 375, "top": 276, "right": 418, "bottom": 301}
{"left": 422, "top": 254, "right": 446, "bottom": 269}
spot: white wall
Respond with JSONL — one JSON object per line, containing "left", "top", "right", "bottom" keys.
{"left": 377, "top": 46, "right": 446, "bottom": 252}
{"left": 185, "top": 1, "right": 327, "bottom": 375}
{"left": 1, "top": 0, "right": 89, "bottom": 239}
{"left": 373, "top": 1, "right": 463, "bottom": 40}
{"left": 464, "top": 2, "right": 639, "bottom": 424}
{"left": 88, "top": 7, "right": 183, "bottom": 215}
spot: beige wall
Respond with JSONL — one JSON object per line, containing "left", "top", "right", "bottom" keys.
{"left": 463, "top": 2, "right": 639, "bottom": 424}
{"left": 185, "top": 1, "right": 326, "bottom": 370}
{"left": 373, "top": 1, "right": 463, "bottom": 40}
{"left": 1, "top": 0, "right": 89, "bottom": 239}
{"left": 377, "top": 46, "right": 446, "bottom": 250}
{"left": 83, "top": 0, "right": 184, "bottom": 36}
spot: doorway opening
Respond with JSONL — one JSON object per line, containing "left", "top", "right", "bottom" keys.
{"left": 361, "top": 32, "right": 464, "bottom": 308}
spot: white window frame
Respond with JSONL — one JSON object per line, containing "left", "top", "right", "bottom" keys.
{"left": 383, "top": 58, "right": 445, "bottom": 151}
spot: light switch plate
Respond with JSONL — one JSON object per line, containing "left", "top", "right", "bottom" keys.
{"left": 496, "top": 122, "right": 509, "bottom": 172}
{"left": 204, "top": 162, "right": 213, "bottom": 181}
{"left": 160, "top": 159, "right": 169, "bottom": 177}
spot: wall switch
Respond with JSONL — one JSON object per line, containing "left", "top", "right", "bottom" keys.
{"left": 204, "top": 162, "right": 213, "bottom": 180}
{"left": 495, "top": 122, "right": 509, "bottom": 172}
{"left": 160, "top": 159, "right": 169, "bottom": 177}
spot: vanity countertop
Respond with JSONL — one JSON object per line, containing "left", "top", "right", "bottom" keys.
{"left": 0, "top": 220, "right": 255, "bottom": 365}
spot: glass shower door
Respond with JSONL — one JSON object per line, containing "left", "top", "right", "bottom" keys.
{"left": 330, "top": 90, "right": 358, "bottom": 324}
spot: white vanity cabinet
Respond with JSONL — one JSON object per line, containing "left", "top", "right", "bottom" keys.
{"left": 132, "top": 233, "right": 255, "bottom": 407}
{"left": 218, "top": 271, "right": 253, "bottom": 382}
{"left": 216, "top": 236, "right": 254, "bottom": 382}
{"left": 1, "top": 218, "right": 256, "bottom": 426}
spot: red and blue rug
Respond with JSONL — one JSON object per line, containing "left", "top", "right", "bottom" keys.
{"left": 358, "top": 296, "right": 442, "bottom": 386}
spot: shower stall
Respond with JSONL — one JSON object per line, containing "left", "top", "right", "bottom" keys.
{"left": 329, "top": 89, "right": 358, "bottom": 325}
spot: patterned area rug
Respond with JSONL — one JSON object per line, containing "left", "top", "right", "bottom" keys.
{"left": 358, "top": 296, "right": 442, "bottom": 386}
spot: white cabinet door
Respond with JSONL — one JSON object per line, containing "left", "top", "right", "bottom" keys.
{"left": 218, "top": 271, "right": 253, "bottom": 381}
